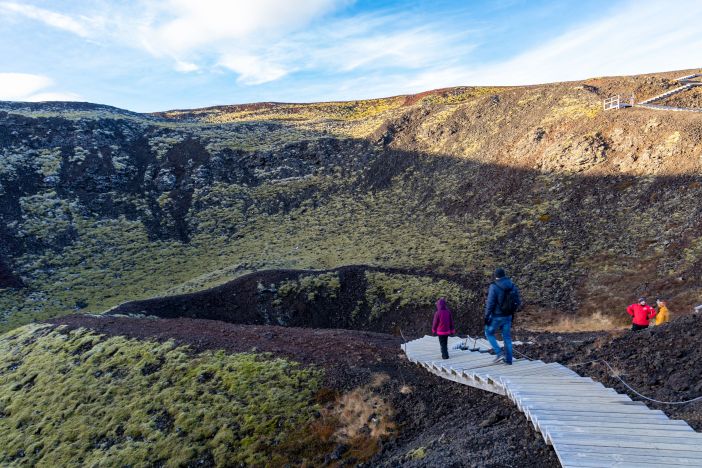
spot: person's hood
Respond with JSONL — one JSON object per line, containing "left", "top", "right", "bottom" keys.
{"left": 496, "top": 277, "right": 514, "bottom": 289}
{"left": 436, "top": 298, "right": 449, "bottom": 311}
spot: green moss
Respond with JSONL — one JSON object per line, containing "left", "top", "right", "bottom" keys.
{"left": 0, "top": 147, "right": 62, "bottom": 181}
{"left": 3, "top": 79, "right": 702, "bottom": 330}
{"left": 37, "top": 148, "right": 62, "bottom": 176}
{"left": 365, "top": 272, "right": 474, "bottom": 319}
{"left": 278, "top": 272, "right": 341, "bottom": 301}
{"left": 419, "top": 86, "right": 507, "bottom": 106}
{"left": 0, "top": 161, "right": 603, "bottom": 332}
{"left": 0, "top": 324, "right": 322, "bottom": 466}
{"left": 68, "top": 146, "right": 90, "bottom": 163}
{"left": 408, "top": 446, "right": 427, "bottom": 460}
{"left": 18, "top": 191, "right": 75, "bottom": 244}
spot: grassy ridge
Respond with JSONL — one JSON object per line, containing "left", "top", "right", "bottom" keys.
{"left": 0, "top": 324, "right": 322, "bottom": 466}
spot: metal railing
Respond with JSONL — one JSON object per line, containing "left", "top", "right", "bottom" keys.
{"left": 676, "top": 73, "right": 702, "bottom": 83}
{"left": 603, "top": 94, "right": 634, "bottom": 110}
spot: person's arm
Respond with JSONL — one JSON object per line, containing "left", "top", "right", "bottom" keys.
{"left": 432, "top": 312, "right": 439, "bottom": 335}
{"left": 485, "top": 285, "right": 496, "bottom": 318}
{"left": 648, "top": 306, "right": 657, "bottom": 320}
{"left": 626, "top": 304, "right": 634, "bottom": 317}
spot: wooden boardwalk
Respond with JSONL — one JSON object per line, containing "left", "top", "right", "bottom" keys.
{"left": 403, "top": 335, "right": 702, "bottom": 467}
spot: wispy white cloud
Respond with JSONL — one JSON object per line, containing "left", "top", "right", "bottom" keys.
{"left": 0, "top": 73, "right": 81, "bottom": 101}
{"left": 203, "top": 11, "right": 477, "bottom": 86}
{"left": 125, "top": 0, "right": 349, "bottom": 80}
{"left": 218, "top": 54, "right": 290, "bottom": 85}
{"left": 393, "top": 0, "right": 702, "bottom": 93}
{"left": 304, "top": 16, "right": 476, "bottom": 73}
{"left": 174, "top": 60, "right": 199, "bottom": 73}
{"left": 0, "top": 2, "right": 98, "bottom": 37}
{"left": 0, "top": 73, "right": 51, "bottom": 100}
{"left": 138, "top": 0, "right": 345, "bottom": 56}
{"left": 475, "top": 0, "right": 702, "bottom": 85}
{"left": 21, "top": 91, "right": 83, "bottom": 101}
{"left": 0, "top": 1, "right": 476, "bottom": 86}
{"left": 2, "top": 0, "right": 701, "bottom": 109}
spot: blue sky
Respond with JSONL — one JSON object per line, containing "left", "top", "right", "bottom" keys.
{"left": 0, "top": 0, "right": 700, "bottom": 112}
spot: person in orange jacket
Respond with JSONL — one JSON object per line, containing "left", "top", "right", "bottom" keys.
{"left": 655, "top": 298, "right": 670, "bottom": 325}
{"left": 626, "top": 297, "right": 656, "bottom": 331}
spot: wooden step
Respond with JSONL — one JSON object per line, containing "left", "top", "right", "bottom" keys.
{"left": 403, "top": 334, "right": 700, "bottom": 467}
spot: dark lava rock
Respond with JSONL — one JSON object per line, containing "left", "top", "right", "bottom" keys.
{"left": 521, "top": 314, "right": 702, "bottom": 431}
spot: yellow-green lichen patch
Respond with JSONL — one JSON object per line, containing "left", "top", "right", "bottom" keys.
{"left": 364, "top": 272, "right": 475, "bottom": 319}
{"left": 277, "top": 272, "right": 341, "bottom": 302}
{"left": 0, "top": 324, "right": 322, "bottom": 466}
{"left": 408, "top": 446, "right": 427, "bottom": 460}
{"left": 418, "top": 86, "right": 508, "bottom": 106}
{"left": 542, "top": 95, "right": 600, "bottom": 124}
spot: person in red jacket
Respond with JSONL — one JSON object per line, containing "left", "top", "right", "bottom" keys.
{"left": 627, "top": 297, "right": 656, "bottom": 331}
{"left": 432, "top": 297, "right": 456, "bottom": 359}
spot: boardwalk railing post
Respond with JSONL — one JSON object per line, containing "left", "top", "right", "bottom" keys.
{"left": 402, "top": 334, "right": 702, "bottom": 467}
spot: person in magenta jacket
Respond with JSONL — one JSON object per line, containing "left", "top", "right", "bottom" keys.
{"left": 432, "top": 297, "right": 456, "bottom": 359}
{"left": 627, "top": 297, "right": 656, "bottom": 331}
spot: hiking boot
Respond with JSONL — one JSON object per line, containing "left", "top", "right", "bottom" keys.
{"left": 492, "top": 351, "right": 504, "bottom": 363}
{"left": 503, "top": 360, "right": 513, "bottom": 365}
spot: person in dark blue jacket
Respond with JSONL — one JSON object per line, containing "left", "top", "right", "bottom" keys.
{"left": 484, "top": 268, "right": 521, "bottom": 365}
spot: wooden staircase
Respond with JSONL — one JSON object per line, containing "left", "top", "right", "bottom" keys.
{"left": 403, "top": 335, "right": 702, "bottom": 467}
{"left": 638, "top": 84, "right": 695, "bottom": 105}
{"left": 635, "top": 73, "right": 702, "bottom": 110}
{"left": 603, "top": 73, "right": 702, "bottom": 112}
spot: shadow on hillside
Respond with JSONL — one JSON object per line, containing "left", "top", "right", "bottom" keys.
{"left": 109, "top": 265, "right": 485, "bottom": 337}
{"left": 103, "top": 138, "right": 702, "bottom": 335}
{"left": 1, "top": 107, "right": 701, "bottom": 331}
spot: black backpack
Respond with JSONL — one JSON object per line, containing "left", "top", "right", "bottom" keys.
{"left": 494, "top": 281, "right": 519, "bottom": 315}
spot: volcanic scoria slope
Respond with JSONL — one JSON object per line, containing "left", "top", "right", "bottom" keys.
{"left": 2, "top": 69, "right": 702, "bottom": 332}
{"left": 1, "top": 68, "right": 702, "bottom": 466}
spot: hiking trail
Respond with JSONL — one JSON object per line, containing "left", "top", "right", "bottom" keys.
{"left": 604, "top": 73, "right": 702, "bottom": 113}
{"left": 403, "top": 335, "right": 702, "bottom": 467}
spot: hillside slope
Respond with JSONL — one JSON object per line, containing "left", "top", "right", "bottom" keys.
{"left": 0, "top": 320, "right": 560, "bottom": 466}
{"left": 1, "top": 68, "right": 702, "bottom": 332}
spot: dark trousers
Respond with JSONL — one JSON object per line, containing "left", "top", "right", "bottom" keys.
{"left": 438, "top": 335, "right": 449, "bottom": 359}
{"left": 631, "top": 323, "right": 648, "bottom": 331}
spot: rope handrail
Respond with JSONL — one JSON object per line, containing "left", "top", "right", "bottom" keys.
{"left": 512, "top": 348, "right": 702, "bottom": 406}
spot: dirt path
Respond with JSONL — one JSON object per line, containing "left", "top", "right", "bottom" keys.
{"left": 50, "top": 314, "right": 401, "bottom": 369}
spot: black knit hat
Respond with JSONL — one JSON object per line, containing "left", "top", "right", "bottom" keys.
{"left": 494, "top": 268, "right": 506, "bottom": 278}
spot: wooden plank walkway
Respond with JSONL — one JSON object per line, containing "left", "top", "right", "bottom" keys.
{"left": 635, "top": 103, "right": 702, "bottom": 113}
{"left": 403, "top": 335, "right": 702, "bottom": 467}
